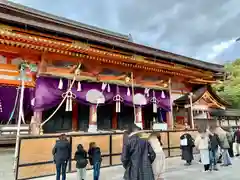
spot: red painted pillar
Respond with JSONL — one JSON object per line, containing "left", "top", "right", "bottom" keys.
{"left": 72, "top": 102, "right": 78, "bottom": 131}
{"left": 112, "top": 110, "right": 118, "bottom": 129}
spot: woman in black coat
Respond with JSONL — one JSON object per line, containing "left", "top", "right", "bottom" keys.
{"left": 74, "top": 144, "right": 88, "bottom": 180}
{"left": 180, "top": 133, "right": 195, "bottom": 166}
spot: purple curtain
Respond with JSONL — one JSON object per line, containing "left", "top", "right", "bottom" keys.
{"left": 34, "top": 77, "right": 171, "bottom": 111}
{"left": 0, "top": 86, "right": 34, "bottom": 122}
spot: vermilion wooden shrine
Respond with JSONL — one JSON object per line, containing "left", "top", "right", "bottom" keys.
{"left": 0, "top": 1, "right": 228, "bottom": 134}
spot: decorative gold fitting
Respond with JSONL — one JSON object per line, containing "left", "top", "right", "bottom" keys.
{"left": 40, "top": 126, "right": 43, "bottom": 135}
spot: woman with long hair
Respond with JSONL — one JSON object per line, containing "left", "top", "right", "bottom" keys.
{"left": 148, "top": 132, "right": 165, "bottom": 180}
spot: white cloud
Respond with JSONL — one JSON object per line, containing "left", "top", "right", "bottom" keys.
{"left": 206, "top": 39, "right": 236, "bottom": 60}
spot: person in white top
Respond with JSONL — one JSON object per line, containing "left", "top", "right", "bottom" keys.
{"left": 148, "top": 132, "right": 166, "bottom": 180}
{"left": 195, "top": 130, "right": 210, "bottom": 171}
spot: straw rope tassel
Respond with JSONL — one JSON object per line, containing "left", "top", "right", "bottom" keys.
{"left": 153, "top": 90, "right": 157, "bottom": 113}
{"left": 116, "top": 86, "right": 121, "bottom": 113}
{"left": 69, "top": 97, "right": 73, "bottom": 111}
{"left": 116, "top": 101, "right": 120, "bottom": 113}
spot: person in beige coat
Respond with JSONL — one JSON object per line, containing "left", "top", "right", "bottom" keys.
{"left": 148, "top": 132, "right": 166, "bottom": 180}
{"left": 195, "top": 130, "right": 210, "bottom": 171}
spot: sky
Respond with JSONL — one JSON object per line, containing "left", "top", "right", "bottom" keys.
{"left": 8, "top": 0, "right": 240, "bottom": 64}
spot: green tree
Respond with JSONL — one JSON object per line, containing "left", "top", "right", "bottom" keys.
{"left": 214, "top": 59, "right": 240, "bottom": 108}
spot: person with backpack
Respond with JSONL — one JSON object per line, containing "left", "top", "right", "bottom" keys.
{"left": 52, "top": 134, "right": 71, "bottom": 180}
{"left": 74, "top": 144, "right": 88, "bottom": 180}
{"left": 88, "top": 142, "right": 102, "bottom": 180}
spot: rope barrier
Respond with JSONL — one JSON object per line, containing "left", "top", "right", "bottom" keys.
{"left": 130, "top": 72, "right": 136, "bottom": 123}
{"left": 6, "top": 87, "right": 20, "bottom": 125}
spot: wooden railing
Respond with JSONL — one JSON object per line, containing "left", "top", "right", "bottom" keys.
{"left": 16, "top": 129, "right": 198, "bottom": 180}
{"left": 0, "top": 125, "right": 29, "bottom": 145}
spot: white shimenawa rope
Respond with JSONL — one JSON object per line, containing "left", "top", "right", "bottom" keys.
{"left": 7, "top": 87, "right": 20, "bottom": 125}
{"left": 40, "top": 64, "right": 81, "bottom": 127}
{"left": 131, "top": 72, "right": 136, "bottom": 122}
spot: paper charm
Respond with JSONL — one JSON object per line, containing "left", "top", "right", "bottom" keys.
{"left": 77, "top": 81, "right": 82, "bottom": 92}
{"left": 107, "top": 84, "right": 111, "bottom": 92}
{"left": 144, "top": 88, "right": 150, "bottom": 97}
{"left": 31, "top": 98, "right": 35, "bottom": 106}
{"left": 161, "top": 91, "right": 166, "bottom": 99}
{"left": 101, "top": 82, "right": 107, "bottom": 91}
{"left": 58, "top": 78, "right": 63, "bottom": 89}
{"left": 127, "top": 87, "right": 131, "bottom": 96}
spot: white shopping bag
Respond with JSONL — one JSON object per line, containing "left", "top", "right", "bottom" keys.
{"left": 180, "top": 138, "right": 188, "bottom": 146}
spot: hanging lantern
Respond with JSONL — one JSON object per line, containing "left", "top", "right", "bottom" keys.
{"left": 58, "top": 78, "right": 63, "bottom": 89}
{"left": 161, "top": 90, "right": 166, "bottom": 98}
{"left": 77, "top": 81, "right": 82, "bottom": 92}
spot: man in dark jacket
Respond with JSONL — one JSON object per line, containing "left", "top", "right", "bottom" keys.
{"left": 234, "top": 127, "right": 240, "bottom": 156}
{"left": 52, "top": 134, "right": 71, "bottom": 180}
{"left": 121, "top": 124, "right": 156, "bottom": 180}
{"left": 209, "top": 132, "right": 221, "bottom": 171}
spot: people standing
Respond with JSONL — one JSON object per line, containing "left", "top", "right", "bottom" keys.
{"left": 121, "top": 124, "right": 156, "bottom": 180}
{"left": 180, "top": 133, "right": 195, "bottom": 166}
{"left": 234, "top": 127, "right": 240, "bottom": 156}
{"left": 208, "top": 130, "right": 220, "bottom": 171}
{"left": 52, "top": 134, "right": 71, "bottom": 180}
{"left": 226, "top": 129, "right": 234, "bottom": 158}
{"left": 215, "top": 127, "right": 232, "bottom": 166}
{"left": 148, "top": 132, "right": 165, "bottom": 180}
{"left": 88, "top": 142, "right": 102, "bottom": 180}
{"left": 74, "top": 144, "right": 88, "bottom": 180}
{"left": 195, "top": 130, "right": 210, "bottom": 172}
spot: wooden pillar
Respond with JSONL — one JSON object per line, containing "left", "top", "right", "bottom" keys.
{"left": 166, "top": 112, "right": 171, "bottom": 127}
{"left": 72, "top": 102, "right": 78, "bottom": 131}
{"left": 168, "top": 78, "right": 174, "bottom": 129}
{"left": 188, "top": 93, "right": 194, "bottom": 129}
{"left": 112, "top": 110, "right": 118, "bottom": 129}
{"left": 135, "top": 107, "right": 143, "bottom": 129}
{"left": 30, "top": 111, "right": 42, "bottom": 135}
{"left": 88, "top": 105, "right": 97, "bottom": 132}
